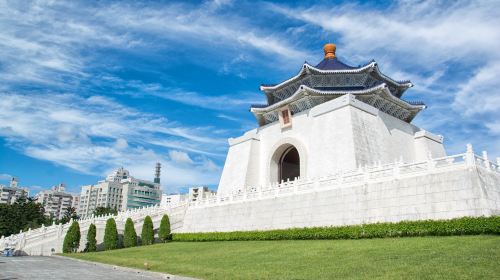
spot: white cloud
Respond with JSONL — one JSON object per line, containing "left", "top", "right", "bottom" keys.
{"left": 0, "top": 0, "right": 312, "bottom": 97}
{"left": 114, "top": 138, "right": 129, "bottom": 150}
{"left": 271, "top": 0, "right": 500, "bottom": 158}
{"left": 169, "top": 150, "right": 194, "bottom": 165}
{"left": 0, "top": 173, "right": 12, "bottom": 181}
{"left": 0, "top": 92, "right": 224, "bottom": 189}
{"left": 94, "top": 2, "right": 311, "bottom": 62}
{"left": 102, "top": 76, "right": 262, "bottom": 111}
{"left": 270, "top": 1, "right": 500, "bottom": 66}
{"left": 453, "top": 63, "right": 500, "bottom": 116}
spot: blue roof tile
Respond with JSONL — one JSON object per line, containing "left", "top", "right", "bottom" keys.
{"left": 315, "top": 57, "right": 358, "bottom": 70}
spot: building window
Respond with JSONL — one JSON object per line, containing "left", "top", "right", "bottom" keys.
{"left": 282, "top": 109, "right": 290, "bottom": 124}
{"left": 279, "top": 107, "right": 292, "bottom": 128}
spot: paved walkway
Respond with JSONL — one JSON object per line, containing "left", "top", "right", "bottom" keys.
{"left": 0, "top": 256, "right": 196, "bottom": 280}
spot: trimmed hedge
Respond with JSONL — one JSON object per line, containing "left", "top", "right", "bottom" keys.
{"left": 141, "top": 215, "right": 154, "bottom": 245}
{"left": 123, "top": 218, "right": 138, "bottom": 248}
{"left": 158, "top": 214, "right": 171, "bottom": 242}
{"left": 172, "top": 216, "right": 500, "bottom": 242}
{"left": 85, "top": 223, "right": 97, "bottom": 252}
{"left": 62, "top": 221, "right": 81, "bottom": 253}
{"left": 104, "top": 218, "right": 119, "bottom": 250}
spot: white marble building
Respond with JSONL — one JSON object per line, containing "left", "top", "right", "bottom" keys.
{"left": 218, "top": 44, "right": 444, "bottom": 196}
{"left": 180, "top": 43, "right": 499, "bottom": 232}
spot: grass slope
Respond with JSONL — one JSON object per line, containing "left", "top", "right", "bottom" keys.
{"left": 65, "top": 235, "right": 500, "bottom": 280}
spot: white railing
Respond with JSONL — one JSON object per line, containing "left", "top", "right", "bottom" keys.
{"left": 189, "top": 144, "right": 499, "bottom": 208}
{"left": 0, "top": 202, "right": 188, "bottom": 253}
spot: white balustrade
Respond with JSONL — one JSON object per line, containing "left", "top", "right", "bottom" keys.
{"left": 187, "top": 144, "right": 498, "bottom": 209}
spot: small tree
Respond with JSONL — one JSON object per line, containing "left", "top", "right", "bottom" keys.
{"left": 62, "top": 221, "right": 80, "bottom": 253}
{"left": 158, "top": 214, "right": 171, "bottom": 242}
{"left": 60, "top": 207, "right": 79, "bottom": 224}
{"left": 85, "top": 223, "right": 97, "bottom": 252}
{"left": 104, "top": 218, "right": 119, "bottom": 250}
{"left": 93, "top": 207, "right": 117, "bottom": 217}
{"left": 141, "top": 216, "right": 154, "bottom": 245}
{"left": 123, "top": 218, "right": 137, "bottom": 248}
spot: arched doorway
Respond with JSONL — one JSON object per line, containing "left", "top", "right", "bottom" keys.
{"left": 279, "top": 146, "right": 300, "bottom": 182}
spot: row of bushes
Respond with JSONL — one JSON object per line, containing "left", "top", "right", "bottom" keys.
{"left": 172, "top": 216, "right": 500, "bottom": 242}
{"left": 62, "top": 214, "right": 171, "bottom": 253}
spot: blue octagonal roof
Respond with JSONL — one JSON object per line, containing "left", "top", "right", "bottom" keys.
{"left": 315, "top": 57, "right": 358, "bottom": 70}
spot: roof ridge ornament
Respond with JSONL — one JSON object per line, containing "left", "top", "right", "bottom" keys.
{"left": 324, "top": 43, "right": 336, "bottom": 59}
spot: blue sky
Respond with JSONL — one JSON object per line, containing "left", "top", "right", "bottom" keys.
{"left": 0, "top": 0, "right": 499, "bottom": 195}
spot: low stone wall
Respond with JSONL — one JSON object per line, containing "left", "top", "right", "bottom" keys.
{"left": 3, "top": 151, "right": 499, "bottom": 255}
{"left": 179, "top": 165, "right": 500, "bottom": 233}
{"left": 3, "top": 203, "right": 187, "bottom": 256}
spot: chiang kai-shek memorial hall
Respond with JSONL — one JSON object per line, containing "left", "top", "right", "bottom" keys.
{"left": 217, "top": 43, "right": 445, "bottom": 196}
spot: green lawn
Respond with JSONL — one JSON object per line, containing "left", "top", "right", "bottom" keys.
{"left": 65, "top": 235, "right": 500, "bottom": 280}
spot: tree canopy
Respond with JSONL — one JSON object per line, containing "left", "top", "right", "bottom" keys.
{"left": 104, "top": 218, "right": 119, "bottom": 250}
{"left": 141, "top": 216, "right": 154, "bottom": 245}
{"left": 63, "top": 221, "right": 81, "bottom": 253}
{"left": 93, "top": 206, "right": 118, "bottom": 217}
{"left": 158, "top": 214, "right": 171, "bottom": 242}
{"left": 85, "top": 223, "right": 97, "bottom": 252}
{"left": 123, "top": 218, "right": 138, "bottom": 248}
{"left": 0, "top": 196, "right": 46, "bottom": 237}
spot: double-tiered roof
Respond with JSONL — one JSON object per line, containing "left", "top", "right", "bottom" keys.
{"left": 251, "top": 43, "right": 425, "bottom": 126}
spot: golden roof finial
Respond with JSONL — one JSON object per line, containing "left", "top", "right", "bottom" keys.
{"left": 323, "top": 43, "right": 336, "bottom": 59}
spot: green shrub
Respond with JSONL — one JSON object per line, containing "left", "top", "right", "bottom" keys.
{"left": 141, "top": 216, "right": 154, "bottom": 245}
{"left": 104, "top": 218, "right": 119, "bottom": 250}
{"left": 172, "top": 216, "right": 500, "bottom": 242}
{"left": 62, "top": 221, "right": 81, "bottom": 253}
{"left": 84, "top": 223, "right": 97, "bottom": 252}
{"left": 158, "top": 214, "right": 171, "bottom": 242}
{"left": 123, "top": 218, "right": 138, "bottom": 248}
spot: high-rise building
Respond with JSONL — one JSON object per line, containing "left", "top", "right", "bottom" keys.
{"left": 78, "top": 165, "right": 162, "bottom": 218}
{"left": 188, "top": 186, "right": 216, "bottom": 202}
{"left": 0, "top": 177, "right": 29, "bottom": 204}
{"left": 35, "top": 183, "right": 79, "bottom": 220}
{"left": 160, "top": 193, "right": 188, "bottom": 207}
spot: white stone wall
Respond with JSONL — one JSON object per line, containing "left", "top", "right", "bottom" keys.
{"left": 5, "top": 150, "right": 499, "bottom": 255}
{"left": 217, "top": 94, "right": 446, "bottom": 196}
{"left": 180, "top": 165, "right": 500, "bottom": 233}
{"left": 4, "top": 203, "right": 188, "bottom": 256}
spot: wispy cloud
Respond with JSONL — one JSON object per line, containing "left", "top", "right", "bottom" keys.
{"left": 108, "top": 78, "right": 262, "bottom": 111}
{"left": 0, "top": 0, "right": 311, "bottom": 92}
{"left": 0, "top": 92, "right": 226, "bottom": 189}
{"left": 0, "top": 173, "right": 12, "bottom": 182}
{"left": 271, "top": 0, "right": 500, "bottom": 156}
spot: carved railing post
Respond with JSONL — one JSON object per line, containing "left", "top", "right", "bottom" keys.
{"left": 465, "top": 143, "right": 475, "bottom": 168}
{"left": 427, "top": 151, "right": 436, "bottom": 170}
{"left": 393, "top": 160, "right": 400, "bottom": 179}
{"left": 365, "top": 167, "right": 371, "bottom": 183}
{"left": 482, "top": 151, "right": 491, "bottom": 171}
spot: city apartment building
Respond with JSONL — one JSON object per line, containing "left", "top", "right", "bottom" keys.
{"left": 35, "top": 183, "right": 79, "bottom": 220}
{"left": 160, "top": 193, "right": 188, "bottom": 207}
{"left": 160, "top": 186, "right": 215, "bottom": 207}
{"left": 78, "top": 164, "right": 162, "bottom": 218}
{"left": 188, "top": 186, "right": 216, "bottom": 202}
{"left": 0, "top": 178, "right": 29, "bottom": 204}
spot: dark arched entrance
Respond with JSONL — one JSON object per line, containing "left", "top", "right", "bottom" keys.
{"left": 279, "top": 146, "right": 300, "bottom": 182}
